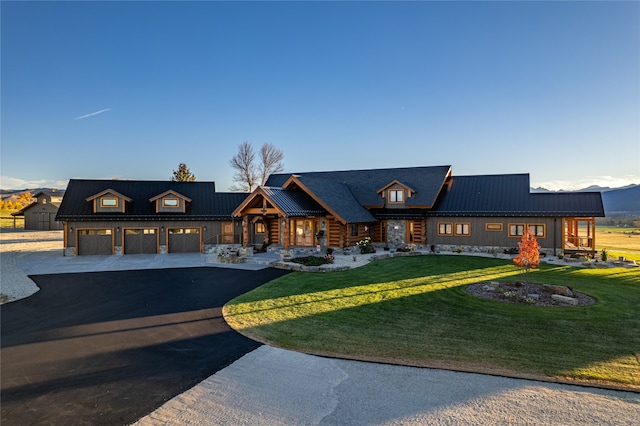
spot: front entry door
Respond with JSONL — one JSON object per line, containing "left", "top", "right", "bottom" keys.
{"left": 222, "top": 221, "right": 235, "bottom": 244}
{"left": 293, "top": 220, "right": 314, "bottom": 246}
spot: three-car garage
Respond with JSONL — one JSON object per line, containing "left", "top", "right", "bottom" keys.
{"left": 73, "top": 227, "right": 203, "bottom": 255}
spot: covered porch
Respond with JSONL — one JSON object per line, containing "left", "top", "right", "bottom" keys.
{"left": 562, "top": 217, "right": 597, "bottom": 255}
{"left": 232, "top": 186, "right": 328, "bottom": 251}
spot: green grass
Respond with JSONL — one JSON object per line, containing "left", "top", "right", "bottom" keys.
{"left": 0, "top": 209, "right": 23, "bottom": 228}
{"left": 224, "top": 255, "right": 640, "bottom": 391}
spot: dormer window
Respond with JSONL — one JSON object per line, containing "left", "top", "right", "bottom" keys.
{"left": 377, "top": 180, "right": 414, "bottom": 207}
{"left": 389, "top": 189, "right": 404, "bottom": 203}
{"left": 101, "top": 197, "right": 118, "bottom": 207}
{"left": 150, "top": 190, "right": 191, "bottom": 213}
{"left": 162, "top": 198, "right": 179, "bottom": 207}
{"left": 86, "top": 189, "right": 131, "bottom": 213}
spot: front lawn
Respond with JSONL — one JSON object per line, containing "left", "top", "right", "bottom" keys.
{"left": 224, "top": 255, "right": 640, "bottom": 391}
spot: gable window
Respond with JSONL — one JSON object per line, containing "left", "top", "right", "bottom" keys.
{"left": 389, "top": 189, "right": 404, "bottom": 203}
{"left": 101, "top": 197, "right": 118, "bottom": 207}
{"left": 162, "top": 198, "right": 179, "bottom": 207}
{"left": 509, "top": 224, "right": 525, "bottom": 237}
{"left": 455, "top": 223, "right": 470, "bottom": 236}
{"left": 438, "top": 222, "right": 453, "bottom": 235}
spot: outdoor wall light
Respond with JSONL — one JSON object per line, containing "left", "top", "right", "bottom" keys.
{"left": 203, "top": 226, "right": 207, "bottom": 231}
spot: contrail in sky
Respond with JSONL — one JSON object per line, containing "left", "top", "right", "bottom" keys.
{"left": 74, "top": 108, "right": 111, "bottom": 120}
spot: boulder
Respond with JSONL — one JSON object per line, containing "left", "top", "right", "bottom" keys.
{"left": 544, "top": 284, "right": 573, "bottom": 297}
{"left": 551, "top": 294, "right": 578, "bottom": 306}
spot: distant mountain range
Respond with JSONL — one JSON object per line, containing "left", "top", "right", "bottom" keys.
{"left": 3, "top": 184, "right": 639, "bottom": 215}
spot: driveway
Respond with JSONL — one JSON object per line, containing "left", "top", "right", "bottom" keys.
{"left": 1, "top": 266, "right": 289, "bottom": 425}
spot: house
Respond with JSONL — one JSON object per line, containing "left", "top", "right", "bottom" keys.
{"left": 11, "top": 190, "right": 65, "bottom": 230}
{"left": 232, "top": 166, "right": 605, "bottom": 255}
{"left": 56, "top": 166, "right": 605, "bottom": 256}
{"left": 56, "top": 180, "right": 247, "bottom": 256}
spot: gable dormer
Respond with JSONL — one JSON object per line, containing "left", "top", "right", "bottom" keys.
{"left": 377, "top": 180, "right": 416, "bottom": 206}
{"left": 86, "top": 189, "right": 132, "bottom": 213}
{"left": 149, "top": 190, "right": 192, "bottom": 213}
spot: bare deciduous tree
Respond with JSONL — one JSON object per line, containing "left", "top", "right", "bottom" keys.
{"left": 230, "top": 141, "right": 285, "bottom": 192}
{"left": 229, "top": 141, "right": 258, "bottom": 192}
{"left": 259, "top": 142, "right": 285, "bottom": 186}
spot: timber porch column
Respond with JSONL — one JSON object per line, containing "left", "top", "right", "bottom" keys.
{"left": 242, "top": 216, "right": 249, "bottom": 247}
{"left": 283, "top": 216, "right": 290, "bottom": 249}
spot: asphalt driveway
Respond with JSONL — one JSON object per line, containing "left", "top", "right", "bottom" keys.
{"left": 1, "top": 266, "right": 289, "bottom": 425}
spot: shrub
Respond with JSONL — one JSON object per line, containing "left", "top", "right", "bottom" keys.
{"left": 356, "top": 237, "right": 375, "bottom": 254}
{"left": 292, "top": 256, "right": 333, "bottom": 266}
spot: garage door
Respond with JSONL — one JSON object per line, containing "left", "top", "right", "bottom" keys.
{"left": 167, "top": 228, "right": 201, "bottom": 253}
{"left": 77, "top": 229, "right": 113, "bottom": 255}
{"left": 124, "top": 229, "right": 158, "bottom": 254}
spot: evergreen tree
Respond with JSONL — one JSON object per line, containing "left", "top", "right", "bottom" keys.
{"left": 171, "top": 163, "right": 196, "bottom": 182}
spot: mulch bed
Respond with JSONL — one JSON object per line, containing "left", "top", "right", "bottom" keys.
{"left": 466, "top": 282, "right": 596, "bottom": 307}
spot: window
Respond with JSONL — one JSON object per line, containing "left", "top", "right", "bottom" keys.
{"left": 163, "top": 198, "right": 179, "bottom": 207}
{"left": 101, "top": 197, "right": 118, "bottom": 207}
{"left": 509, "top": 224, "right": 525, "bottom": 237}
{"left": 485, "top": 223, "right": 503, "bottom": 231}
{"left": 455, "top": 223, "right": 470, "bottom": 236}
{"left": 255, "top": 223, "right": 265, "bottom": 233}
{"left": 438, "top": 222, "right": 453, "bottom": 235}
{"left": 528, "top": 224, "right": 545, "bottom": 237}
{"left": 79, "top": 229, "right": 112, "bottom": 235}
{"left": 351, "top": 224, "right": 358, "bottom": 236}
{"left": 388, "top": 189, "right": 404, "bottom": 203}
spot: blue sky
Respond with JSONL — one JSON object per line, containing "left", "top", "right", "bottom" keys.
{"left": 2, "top": 1, "right": 638, "bottom": 191}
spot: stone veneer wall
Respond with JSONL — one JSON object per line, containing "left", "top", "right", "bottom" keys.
{"left": 386, "top": 219, "right": 406, "bottom": 248}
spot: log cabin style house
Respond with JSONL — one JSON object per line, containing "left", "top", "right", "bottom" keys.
{"left": 57, "top": 166, "right": 605, "bottom": 256}
{"left": 232, "top": 165, "right": 605, "bottom": 256}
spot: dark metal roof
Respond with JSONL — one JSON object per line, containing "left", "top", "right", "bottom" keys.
{"left": 261, "top": 187, "right": 326, "bottom": 217}
{"left": 427, "top": 174, "right": 605, "bottom": 217}
{"left": 56, "top": 179, "right": 246, "bottom": 221}
{"left": 293, "top": 176, "right": 377, "bottom": 223}
{"left": 267, "top": 165, "right": 452, "bottom": 208}
{"left": 266, "top": 166, "right": 451, "bottom": 222}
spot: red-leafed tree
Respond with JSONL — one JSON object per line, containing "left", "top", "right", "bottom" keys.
{"left": 513, "top": 228, "right": 540, "bottom": 286}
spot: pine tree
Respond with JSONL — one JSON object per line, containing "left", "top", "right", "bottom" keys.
{"left": 171, "top": 163, "right": 196, "bottom": 182}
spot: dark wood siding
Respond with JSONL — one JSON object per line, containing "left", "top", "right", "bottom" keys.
{"left": 426, "top": 217, "right": 561, "bottom": 249}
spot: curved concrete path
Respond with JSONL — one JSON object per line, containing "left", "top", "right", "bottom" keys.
{"left": 134, "top": 345, "right": 639, "bottom": 425}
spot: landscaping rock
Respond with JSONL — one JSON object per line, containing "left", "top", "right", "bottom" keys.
{"left": 551, "top": 294, "right": 579, "bottom": 306}
{"left": 544, "top": 284, "right": 573, "bottom": 297}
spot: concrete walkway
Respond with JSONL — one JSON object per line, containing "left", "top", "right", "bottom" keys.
{"left": 135, "top": 346, "right": 639, "bottom": 425}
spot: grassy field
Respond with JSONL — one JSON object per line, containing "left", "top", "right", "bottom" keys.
{"left": 224, "top": 255, "right": 640, "bottom": 391}
{"left": 596, "top": 226, "right": 640, "bottom": 262}
{"left": 0, "top": 209, "right": 23, "bottom": 228}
